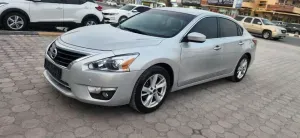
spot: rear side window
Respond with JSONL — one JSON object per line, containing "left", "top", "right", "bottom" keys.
{"left": 189, "top": 17, "right": 218, "bottom": 39}
{"left": 237, "top": 25, "right": 243, "bottom": 36}
{"left": 244, "top": 17, "right": 253, "bottom": 23}
{"left": 234, "top": 16, "right": 244, "bottom": 21}
{"left": 219, "top": 18, "right": 238, "bottom": 37}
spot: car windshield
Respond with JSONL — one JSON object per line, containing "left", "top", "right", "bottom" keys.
{"left": 262, "top": 19, "right": 274, "bottom": 25}
{"left": 119, "top": 5, "right": 136, "bottom": 11}
{"left": 234, "top": 16, "right": 244, "bottom": 21}
{"left": 119, "top": 9, "right": 195, "bottom": 38}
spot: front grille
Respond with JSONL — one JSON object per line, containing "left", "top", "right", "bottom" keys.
{"left": 103, "top": 13, "right": 109, "bottom": 15}
{"left": 104, "top": 17, "right": 110, "bottom": 20}
{"left": 47, "top": 43, "right": 86, "bottom": 67}
{"left": 281, "top": 30, "right": 286, "bottom": 33}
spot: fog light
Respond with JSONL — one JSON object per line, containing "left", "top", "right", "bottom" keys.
{"left": 102, "top": 92, "right": 109, "bottom": 98}
{"left": 88, "top": 86, "right": 101, "bottom": 94}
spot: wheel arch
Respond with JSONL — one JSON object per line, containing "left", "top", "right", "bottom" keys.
{"left": 244, "top": 53, "right": 251, "bottom": 63}
{"left": 0, "top": 8, "right": 30, "bottom": 23}
{"left": 81, "top": 14, "right": 101, "bottom": 24}
{"left": 152, "top": 63, "right": 174, "bottom": 88}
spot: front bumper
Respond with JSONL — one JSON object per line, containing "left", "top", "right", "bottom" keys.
{"left": 103, "top": 15, "right": 118, "bottom": 23}
{"left": 44, "top": 53, "right": 142, "bottom": 106}
{"left": 272, "top": 31, "right": 286, "bottom": 38}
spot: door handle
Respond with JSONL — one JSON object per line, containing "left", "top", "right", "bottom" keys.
{"left": 213, "top": 45, "right": 221, "bottom": 50}
{"left": 239, "top": 41, "right": 244, "bottom": 45}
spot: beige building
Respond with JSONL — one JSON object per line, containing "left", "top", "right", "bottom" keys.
{"left": 201, "top": 0, "right": 300, "bottom": 23}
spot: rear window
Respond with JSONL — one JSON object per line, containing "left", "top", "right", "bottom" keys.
{"left": 234, "top": 16, "right": 244, "bottom": 21}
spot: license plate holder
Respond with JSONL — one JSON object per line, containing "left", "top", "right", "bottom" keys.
{"left": 44, "top": 59, "right": 62, "bottom": 80}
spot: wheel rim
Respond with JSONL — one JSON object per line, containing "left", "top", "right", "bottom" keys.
{"left": 141, "top": 74, "right": 167, "bottom": 108}
{"left": 263, "top": 32, "right": 270, "bottom": 38}
{"left": 86, "top": 20, "right": 96, "bottom": 26}
{"left": 120, "top": 18, "right": 126, "bottom": 22}
{"left": 237, "top": 58, "right": 248, "bottom": 79}
{"left": 7, "top": 15, "right": 24, "bottom": 30}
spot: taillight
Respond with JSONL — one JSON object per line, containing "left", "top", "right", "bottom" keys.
{"left": 96, "top": 5, "right": 102, "bottom": 11}
{"left": 252, "top": 39, "right": 257, "bottom": 46}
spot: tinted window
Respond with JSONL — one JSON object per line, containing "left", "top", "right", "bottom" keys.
{"left": 134, "top": 7, "right": 150, "bottom": 13}
{"left": 244, "top": 17, "right": 253, "bottom": 23}
{"left": 190, "top": 17, "right": 218, "bottom": 39}
{"left": 119, "top": 9, "right": 195, "bottom": 38}
{"left": 253, "top": 19, "right": 261, "bottom": 24}
{"left": 41, "top": 0, "right": 62, "bottom": 3}
{"left": 120, "top": 5, "right": 136, "bottom": 11}
{"left": 262, "top": 19, "right": 274, "bottom": 25}
{"left": 65, "top": 0, "right": 81, "bottom": 4}
{"left": 237, "top": 25, "right": 243, "bottom": 36}
{"left": 235, "top": 16, "right": 244, "bottom": 21}
{"left": 219, "top": 18, "right": 238, "bottom": 37}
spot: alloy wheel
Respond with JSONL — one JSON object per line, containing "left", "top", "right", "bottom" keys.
{"left": 141, "top": 74, "right": 167, "bottom": 108}
{"left": 263, "top": 32, "right": 270, "bottom": 39}
{"left": 86, "top": 20, "right": 96, "bottom": 26}
{"left": 237, "top": 58, "right": 248, "bottom": 79}
{"left": 7, "top": 15, "right": 24, "bottom": 30}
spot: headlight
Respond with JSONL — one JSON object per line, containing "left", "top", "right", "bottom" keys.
{"left": 88, "top": 53, "right": 139, "bottom": 72}
{"left": 0, "top": 2, "right": 8, "bottom": 7}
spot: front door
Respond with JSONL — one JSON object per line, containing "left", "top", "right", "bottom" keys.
{"left": 29, "top": 0, "right": 63, "bottom": 23}
{"left": 178, "top": 17, "right": 223, "bottom": 86}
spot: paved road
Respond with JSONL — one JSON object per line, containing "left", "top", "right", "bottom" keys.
{"left": 1, "top": 35, "right": 300, "bottom": 138}
{"left": 278, "top": 36, "right": 300, "bottom": 47}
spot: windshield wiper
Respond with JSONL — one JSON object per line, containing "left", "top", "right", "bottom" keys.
{"left": 119, "top": 26, "right": 147, "bottom": 35}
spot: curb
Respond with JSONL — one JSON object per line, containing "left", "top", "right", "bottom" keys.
{"left": 287, "top": 33, "right": 300, "bottom": 38}
{"left": 0, "top": 31, "right": 63, "bottom": 36}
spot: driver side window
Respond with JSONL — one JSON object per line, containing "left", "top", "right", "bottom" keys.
{"left": 189, "top": 17, "right": 218, "bottom": 39}
{"left": 253, "top": 19, "right": 261, "bottom": 25}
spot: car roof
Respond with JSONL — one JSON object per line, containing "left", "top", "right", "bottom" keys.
{"left": 127, "top": 4, "right": 148, "bottom": 7}
{"left": 156, "top": 7, "right": 224, "bottom": 16}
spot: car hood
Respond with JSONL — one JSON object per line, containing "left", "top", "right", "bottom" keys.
{"left": 102, "top": 9, "right": 128, "bottom": 14}
{"left": 60, "top": 24, "right": 164, "bottom": 51}
{"left": 267, "top": 25, "right": 286, "bottom": 30}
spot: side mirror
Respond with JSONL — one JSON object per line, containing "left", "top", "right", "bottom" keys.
{"left": 187, "top": 32, "right": 206, "bottom": 42}
{"left": 257, "top": 22, "right": 262, "bottom": 25}
{"left": 132, "top": 10, "right": 138, "bottom": 13}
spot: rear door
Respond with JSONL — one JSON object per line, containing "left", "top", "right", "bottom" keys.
{"left": 251, "top": 18, "right": 263, "bottom": 34}
{"left": 243, "top": 17, "right": 253, "bottom": 32}
{"left": 63, "top": 0, "right": 88, "bottom": 23}
{"left": 29, "top": 0, "right": 63, "bottom": 23}
{"left": 218, "top": 17, "right": 245, "bottom": 75}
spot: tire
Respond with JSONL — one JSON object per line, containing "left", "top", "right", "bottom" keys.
{"left": 82, "top": 18, "right": 99, "bottom": 26}
{"left": 262, "top": 30, "right": 271, "bottom": 39}
{"left": 273, "top": 38, "right": 280, "bottom": 40}
{"left": 130, "top": 66, "right": 171, "bottom": 113}
{"left": 228, "top": 55, "right": 249, "bottom": 82}
{"left": 3, "top": 12, "right": 28, "bottom": 31}
{"left": 118, "top": 16, "right": 127, "bottom": 23}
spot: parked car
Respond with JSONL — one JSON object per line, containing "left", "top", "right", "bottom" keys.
{"left": 102, "top": 4, "right": 150, "bottom": 23}
{"left": 272, "top": 20, "right": 287, "bottom": 27}
{"left": 106, "top": 1, "right": 117, "bottom": 6}
{"left": 0, "top": 0, "right": 103, "bottom": 31}
{"left": 235, "top": 16, "right": 287, "bottom": 40}
{"left": 285, "top": 23, "right": 300, "bottom": 35}
{"left": 44, "top": 8, "right": 256, "bottom": 113}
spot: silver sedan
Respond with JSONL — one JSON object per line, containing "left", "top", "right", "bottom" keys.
{"left": 44, "top": 7, "right": 256, "bottom": 113}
